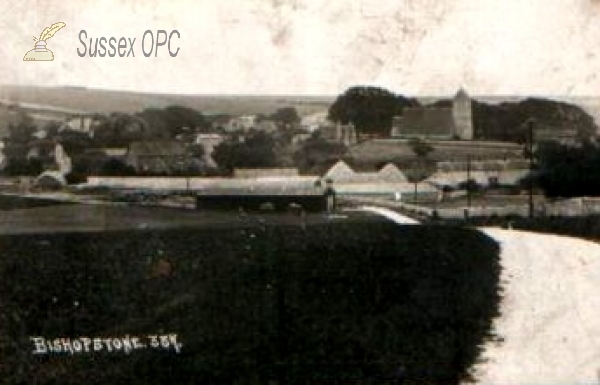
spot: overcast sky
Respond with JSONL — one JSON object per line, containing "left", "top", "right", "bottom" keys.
{"left": 2, "top": 0, "right": 600, "bottom": 96}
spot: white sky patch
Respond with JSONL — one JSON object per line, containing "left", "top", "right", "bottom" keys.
{"left": 1, "top": 0, "right": 599, "bottom": 96}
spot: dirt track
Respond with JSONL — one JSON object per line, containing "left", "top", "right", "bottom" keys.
{"left": 472, "top": 228, "right": 600, "bottom": 384}
{"left": 362, "top": 207, "right": 600, "bottom": 384}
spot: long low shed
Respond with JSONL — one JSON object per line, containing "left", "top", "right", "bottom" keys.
{"left": 196, "top": 187, "right": 336, "bottom": 212}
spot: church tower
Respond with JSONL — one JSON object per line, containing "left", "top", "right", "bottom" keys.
{"left": 452, "top": 88, "right": 473, "bottom": 140}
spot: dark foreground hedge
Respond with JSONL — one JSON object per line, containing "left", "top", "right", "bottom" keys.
{"left": 0, "top": 219, "right": 501, "bottom": 384}
{"left": 0, "top": 195, "right": 71, "bottom": 210}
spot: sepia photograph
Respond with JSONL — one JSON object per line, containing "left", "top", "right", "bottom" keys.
{"left": 0, "top": 1, "right": 599, "bottom": 384}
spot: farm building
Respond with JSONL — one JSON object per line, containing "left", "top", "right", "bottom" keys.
{"left": 24, "top": 141, "right": 72, "bottom": 174}
{"left": 224, "top": 115, "right": 256, "bottom": 132}
{"left": 34, "top": 170, "right": 67, "bottom": 190}
{"left": 101, "top": 148, "right": 128, "bottom": 159}
{"left": 301, "top": 111, "right": 328, "bottom": 132}
{"left": 195, "top": 179, "right": 335, "bottom": 212}
{"left": 233, "top": 168, "right": 300, "bottom": 179}
{"left": 126, "top": 141, "right": 188, "bottom": 174}
{"left": 323, "top": 161, "right": 438, "bottom": 202}
{"left": 318, "top": 122, "right": 358, "bottom": 146}
{"left": 255, "top": 120, "right": 278, "bottom": 133}
{"left": 323, "top": 161, "right": 407, "bottom": 184}
{"left": 333, "top": 182, "right": 439, "bottom": 202}
{"left": 82, "top": 175, "right": 321, "bottom": 192}
{"left": 61, "top": 114, "right": 101, "bottom": 135}
{"left": 426, "top": 159, "right": 530, "bottom": 190}
{"left": 195, "top": 133, "right": 225, "bottom": 168}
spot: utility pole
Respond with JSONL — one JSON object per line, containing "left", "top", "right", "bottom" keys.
{"left": 466, "top": 154, "right": 472, "bottom": 209}
{"left": 413, "top": 181, "right": 418, "bottom": 204}
{"left": 528, "top": 119, "right": 535, "bottom": 219}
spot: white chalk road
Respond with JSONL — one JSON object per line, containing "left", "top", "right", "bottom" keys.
{"left": 472, "top": 228, "right": 600, "bottom": 384}
{"left": 346, "top": 206, "right": 420, "bottom": 224}
{"left": 359, "top": 206, "right": 600, "bottom": 384}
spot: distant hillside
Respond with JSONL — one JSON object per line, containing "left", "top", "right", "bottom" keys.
{"left": 0, "top": 85, "right": 333, "bottom": 117}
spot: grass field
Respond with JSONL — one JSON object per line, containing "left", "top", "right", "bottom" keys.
{"left": 0, "top": 202, "right": 353, "bottom": 234}
{"left": 0, "top": 205, "right": 501, "bottom": 384}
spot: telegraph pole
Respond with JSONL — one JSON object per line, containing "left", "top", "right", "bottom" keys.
{"left": 528, "top": 119, "right": 535, "bottom": 219}
{"left": 466, "top": 154, "right": 472, "bottom": 208}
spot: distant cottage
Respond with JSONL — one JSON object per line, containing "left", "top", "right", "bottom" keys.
{"left": 126, "top": 141, "right": 187, "bottom": 174}
{"left": 195, "top": 133, "right": 225, "bottom": 168}
{"left": 34, "top": 170, "right": 67, "bottom": 190}
{"left": 318, "top": 122, "right": 358, "bottom": 146}
{"left": 391, "top": 88, "right": 474, "bottom": 140}
{"left": 224, "top": 115, "right": 256, "bottom": 132}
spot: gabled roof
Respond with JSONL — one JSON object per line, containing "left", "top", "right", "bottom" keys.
{"left": 323, "top": 160, "right": 354, "bottom": 180}
{"left": 378, "top": 163, "right": 407, "bottom": 182}
{"left": 35, "top": 170, "right": 67, "bottom": 186}
{"left": 324, "top": 161, "right": 408, "bottom": 184}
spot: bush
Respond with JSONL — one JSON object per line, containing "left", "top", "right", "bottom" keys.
{"left": 0, "top": 220, "right": 501, "bottom": 384}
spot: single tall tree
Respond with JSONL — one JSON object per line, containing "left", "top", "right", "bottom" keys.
{"left": 328, "top": 86, "right": 419, "bottom": 136}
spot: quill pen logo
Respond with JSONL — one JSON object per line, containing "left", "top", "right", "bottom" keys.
{"left": 23, "top": 22, "right": 66, "bottom": 61}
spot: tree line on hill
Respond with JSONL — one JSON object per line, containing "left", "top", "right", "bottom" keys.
{"left": 328, "top": 86, "right": 597, "bottom": 143}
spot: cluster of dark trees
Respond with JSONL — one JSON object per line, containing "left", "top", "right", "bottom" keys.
{"left": 210, "top": 128, "right": 348, "bottom": 176}
{"left": 534, "top": 141, "right": 600, "bottom": 197}
{"left": 328, "top": 86, "right": 419, "bottom": 136}
{"left": 93, "top": 106, "right": 209, "bottom": 147}
{"left": 212, "top": 131, "right": 278, "bottom": 173}
{"left": 257, "top": 106, "right": 301, "bottom": 128}
{"left": 292, "top": 131, "right": 347, "bottom": 174}
{"left": 472, "top": 98, "right": 596, "bottom": 143}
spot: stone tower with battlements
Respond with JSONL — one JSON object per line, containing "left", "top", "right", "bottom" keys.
{"left": 452, "top": 88, "right": 474, "bottom": 140}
